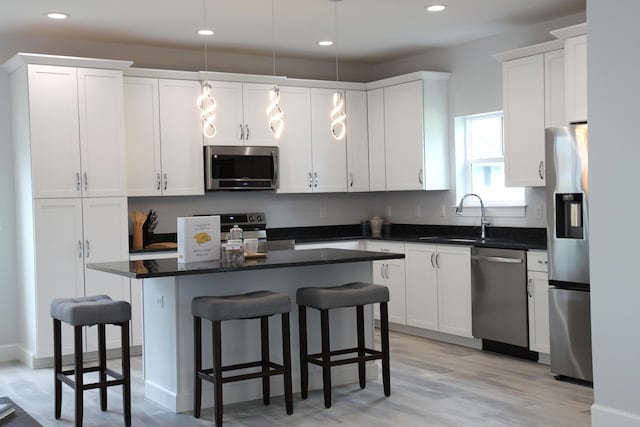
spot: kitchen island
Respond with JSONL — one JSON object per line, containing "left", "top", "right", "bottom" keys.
{"left": 87, "top": 248, "right": 404, "bottom": 413}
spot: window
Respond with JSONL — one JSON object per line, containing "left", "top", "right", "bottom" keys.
{"left": 455, "top": 112, "right": 524, "bottom": 205}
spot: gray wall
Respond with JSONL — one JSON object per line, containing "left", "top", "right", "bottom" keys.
{"left": 589, "top": 1, "right": 640, "bottom": 425}
{"left": 0, "top": 12, "right": 585, "bottom": 349}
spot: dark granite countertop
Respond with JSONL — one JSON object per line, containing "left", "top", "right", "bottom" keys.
{"left": 91, "top": 248, "right": 405, "bottom": 279}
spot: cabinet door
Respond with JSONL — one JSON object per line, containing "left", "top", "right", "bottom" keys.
{"left": 436, "top": 245, "right": 472, "bottom": 338}
{"left": 544, "top": 50, "right": 566, "bottom": 128}
{"left": 385, "top": 258, "right": 407, "bottom": 325}
{"left": 34, "top": 199, "right": 84, "bottom": 358}
{"left": 346, "top": 90, "right": 369, "bottom": 192}
{"left": 528, "top": 271, "right": 550, "bottom": 353}
{"left": 503, "top": 54, "right": 545, "bottom": 187}
{"left": 204, "top": 80, "right": 244, "bottom": 145}
{"left": 384, "top": 81, "right": 425, "bottom": 191}
{"left": 27, "top": 64, "right": 81, "bottom": 198}
{"left": 77, "top": 68, "right": 127, "bottom": 197}
{"left": 82, "top": 197, "right": 130, "bottom": 351}
{"left": 123, "top": 77, "right": 162, "bottom": 196}
{"left": 372, "top": 260, "right": 385, "bottom": 321}
{"left": 405, "top": 244, "right": 438, "bottom": 330}
{"left": 565, "top": 35, "right": 588, "bottom": 124}
{"left": 158, "top": 79, "right": 204, "bottom": 196}
{"left": 367, "top": 88, "right": 386, "bottom": 191}
{"left": 243, "top": 83, "right": 278, "bottom": 146}
{"left": 276, "top": 86, "right": 313, "bottom": 193}
{"left": 310, "top": 88, "right": 347, "bottom": 192}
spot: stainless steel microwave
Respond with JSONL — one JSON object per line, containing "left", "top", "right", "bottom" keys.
{"left": 204, "top": 145, "right": 278, "bottom": 191}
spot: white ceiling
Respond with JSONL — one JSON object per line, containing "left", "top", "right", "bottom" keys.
{"left": 0, "top": 0, "right": 586, "bottom": 63}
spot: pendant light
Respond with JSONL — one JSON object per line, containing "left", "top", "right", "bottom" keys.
{"left": 196, "top": 0, "right": 217, "bottom": 139}
{"left": 330, "top": 0, "right": 346, "bottom": 140}
{"left": 267, "top": 0, "right": 284, "bottom": 139}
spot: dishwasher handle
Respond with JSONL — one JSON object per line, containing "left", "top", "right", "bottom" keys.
{"left": 471, "top": 255, "right": 523, "bottom": 264}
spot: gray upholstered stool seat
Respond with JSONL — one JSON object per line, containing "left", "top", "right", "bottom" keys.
{"left": 192, "top": 290, "right": 293, "bottom": 425}
{"left": 50, "top": 294, "right": 131, "bottom": 326}
{"left": 296, "top": 282, "right": 389, "bottom": 310}
{"left": 192, "top": 290, "right": 291, "bottom": 321}
{"left": 50, "top": 294, "right": 132, "bottom": 427}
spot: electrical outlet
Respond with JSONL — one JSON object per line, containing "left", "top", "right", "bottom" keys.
{"left": 385, "top": 206, "right": 392, "bottom": 217}
{"left": 156, "top": 296, "right": 164, "bottom": 308}
{"left": 414, "top": 205, "right": 421, "bottom": 217}
{"left": 440, "top": 204, "right": 446, "bottom": 217}
{"left": 319, "top": 207, "right": 327, "bottom": 218}
{"left": 535, "top": 204, "right": 544, "bottom": 220}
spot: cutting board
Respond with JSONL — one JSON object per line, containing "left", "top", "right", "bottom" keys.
{"left": 145, "top": 242, "right": 178, "bottom": 249}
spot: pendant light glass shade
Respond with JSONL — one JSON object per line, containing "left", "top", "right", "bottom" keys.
{"left": 197, "top": 82, "right": 217, "bottom": 138}
{"left": 330, "top": 91, "right": 346, "bottom": 140}
{"left": 267, "top": 85, "right": 284, "bottom": 139}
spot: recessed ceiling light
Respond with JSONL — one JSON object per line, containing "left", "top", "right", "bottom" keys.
{"left": 426, "top": 4, "right": 446, "bottom": 12}
{"left": 318, "top": 40, "right": 334, "bottom": 47}
{"left": 47, "top": 12, "right": 69, "bottom": 20}
{"left": 197, "top": 29, "right": 214, "bottom": 36}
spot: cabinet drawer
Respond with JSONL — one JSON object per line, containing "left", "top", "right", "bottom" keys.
{"left": 366, "top": 241, "right": 405, "bottom": 254}
{"left": 527, "top": 250, "right": 548, "bottom": 272}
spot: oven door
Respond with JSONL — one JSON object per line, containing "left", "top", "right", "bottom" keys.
{"left": 205, "top": 145, "right": 278, "bottom": 190}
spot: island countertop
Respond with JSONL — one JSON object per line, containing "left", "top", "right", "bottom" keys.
{"left": 87, "top": 248, "right": 405, "bottom": 279}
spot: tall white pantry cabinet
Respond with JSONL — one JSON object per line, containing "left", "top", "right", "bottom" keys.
{"left": 4, "top": 54, "right": 133, "bottom": 367}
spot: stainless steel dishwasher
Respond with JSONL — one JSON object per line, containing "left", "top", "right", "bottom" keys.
{"left": 471, "top": 247, "right": 528, "bottom": 347}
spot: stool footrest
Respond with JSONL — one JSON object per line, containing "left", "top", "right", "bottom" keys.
{"left": 307, "top": 347, "right": 383, "bottom": 368}
{"left": 58, "top": 368, "right": 126, "bottom": 391}
{"left": 198, "top": 361, "right": 286, "bottom": 384}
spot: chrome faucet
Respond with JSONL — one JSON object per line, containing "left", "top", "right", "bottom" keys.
{"left": 456, "top": 193, "right": 491, "bottom": 239}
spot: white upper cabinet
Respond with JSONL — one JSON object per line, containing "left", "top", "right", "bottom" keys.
{"left": 544, "top": 50, "right": 566, "bottom": 128}
{"left": 565, "top": 35, "right": 587, "bottom": 123}
{"left": 275, "top": 86, "right": 313, "bottom": 193}
{"left": 27, "top": 64, "right": 126, "bottom": 198}
{"left": 124, "top": 77, "right": 203, "bottom": 196}
{"left": 204, "top": 81, "right": 277, "bottom": 146}
{"left": 383, "top": 79, "right": 449, "bottom": 191}
{"left": 310, "top": 88, "right": 348, "bottom": 193}
{"left": 503, "top": 54, "right": 546, "bottom": 187}
{"left": 367, "top": 88, "right": 386, "bottom": 191}
{"left": 345, "top": 90, "right": 370, "bottom": 192}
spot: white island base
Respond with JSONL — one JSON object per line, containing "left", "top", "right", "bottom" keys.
{"left": 141, "top": 261, "right": 377, "bottom": 413}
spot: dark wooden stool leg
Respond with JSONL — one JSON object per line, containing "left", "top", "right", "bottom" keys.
{"left": 261, "top": 316, "right": 270, "bottom": 405}
{"left": 53, "top": 319, "right": 62, "bottom": 419}
{"left": 380, "top": 302, "right": 391, "bottom": 397}
{"left": 74, "top": 325, "right": 83, "bottom": 427}
{"left": 213, "top": 320, "right": 223, "bottom": 427}
{"left": 98, "top": 323, "right": 107, "bottom": 411}
{"left": 193, "top": 316, "right": 202, "bottom": 418}
{"left": 356, "top": 305, "right": 366, "bottom": 389}
{"left": 121, "top": 321, "right": 132, "bottom": 427}
{"left": 298, "top": 306, "right": 309, "bottom": 399}
{"left": 320, "top": 309, "right": 332, "bottom": 408}
{"left": 281, "top": 312, "right": 293, "bottom": 415}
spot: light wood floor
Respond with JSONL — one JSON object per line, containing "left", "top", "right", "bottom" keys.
{"left": 0, "top": 332, "right": 592, "bottom": 426}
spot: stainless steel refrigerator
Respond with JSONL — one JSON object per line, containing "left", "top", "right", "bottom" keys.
{"left": 545, "top": 124, "right": 592, "bottom": 382}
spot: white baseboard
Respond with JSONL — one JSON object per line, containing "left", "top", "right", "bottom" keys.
{"left": 592, "top": 403, "right": 640, "bottom": 427}
{"left": 19, "top": 345, "right": 143, "bottom": 369}
{"left": 0, "top": 343, "right": 19, "bottom": 363}
{"left": 379, "top": 321, "right": 483, "bottom": 350}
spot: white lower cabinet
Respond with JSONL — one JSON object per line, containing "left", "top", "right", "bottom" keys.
{"left": 527, "top": 250, "right": 550, "bottom": 354}
{"left": 367, "top": 241, "right": 406, "bottom": 324}
{"left": 405, "top": 243, "right": 472, "bottom": 338}
{"left": 33, "top": 197, "right": 130, "bottom": 359}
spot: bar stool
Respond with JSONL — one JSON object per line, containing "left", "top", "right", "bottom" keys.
{"left": 50, "top": 295, "right": 131, "bottom": 427}
{"left": 192, "top": 291, "right": 293, "bottom": 426}
{"left": 297, "top": 282, "right": 390, "bottom": 408}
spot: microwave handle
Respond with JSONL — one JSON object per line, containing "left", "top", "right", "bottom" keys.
{"left": 272, "top": 151, "right": 279, "bottom": 187}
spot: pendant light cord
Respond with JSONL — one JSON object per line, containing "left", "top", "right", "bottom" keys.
{"left": 272, "top": 0, "right": 276, "bottom": 76}
{"left": 203, "top": 0, "right": 208, "bottom": 72}
{"left": 334, "top": 0, "right": 339, "bottom": 90}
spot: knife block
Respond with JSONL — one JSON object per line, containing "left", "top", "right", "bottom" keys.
{"left": 131, "top": 211, "right": 147, "bottom": 250}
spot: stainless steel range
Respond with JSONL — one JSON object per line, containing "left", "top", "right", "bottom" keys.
{"left": 218, "top": 212, "right": 267, "bottom": 241}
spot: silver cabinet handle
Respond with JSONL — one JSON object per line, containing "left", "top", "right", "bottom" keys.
{"left": 380, "top": 248, "right": 390, "bottom": 252}
{"left": 308, "top": 172, "right": 313, "bottom": 188}
{"left": 240, "top": 124, "right": 245, "bottom": 140}
{"left": 380, "top": 264, "right": 385, "bottom": 279}
{"left": 314, "top": 172, "right": 318, "bottom": 188}
{"left": 156, "top": 173, "right": 161, "bottom": 191}
{"left": 527, "top": 278, "right": 533, "bottom": 297}
{"left": 245, "top": 124, "right": 250, "bottom": 140}
{"left": 76, "top": 173, "right": 81, "bottom": 191}
{"left": 272, "top": 152, "right": 279, "bottom": 187}
{"left": 430, "top": 252, "right": 436, "bottom": 268}
{"left": 349, "top": 173, "right": 354, "bottom": 187}
{"left": 78, "top": 240, "right": 83, "bottom": 258}
{"left": 418, "top": 168, "right": 423, "bottom": 185}
{"left": 83, "top": 172, "right": 88, "bottom": 191}
{"left": 435, "top": 253, "right": 440, "bottom": 268}
{"left": 85, "top": 240, "right": 90, "bottom": 258}
{"left": 538, "top": 259, "right": 548, "bottom": 265}
{"left": 538, "top": 161, "right": 544, "bottom": 180}
{"left": 163, "top": 173, "right": 168, "bottom": 190}
{"left": 471, "top": 255, "right": 523, "bottom": 264}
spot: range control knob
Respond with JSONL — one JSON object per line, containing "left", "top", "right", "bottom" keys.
{"left": 248, "top": 216, "right": 254, "bottom": 222}
{"left": 256, "top": 215, "right": 263, "bottom": 222}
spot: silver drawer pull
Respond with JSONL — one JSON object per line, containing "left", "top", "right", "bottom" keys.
{"left": 537, "top": 259, "right": 548, "bottom": 265}
{"left": 472, "top": 255, "right": 523, "bottom": 264}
